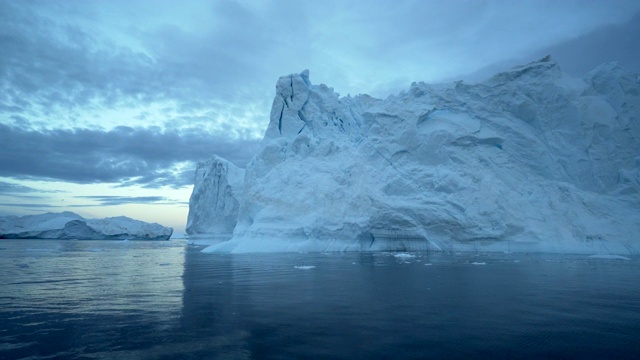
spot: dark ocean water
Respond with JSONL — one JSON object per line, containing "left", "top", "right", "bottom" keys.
{"left": 0, "top": 239, "right": 639, "bottom": 360}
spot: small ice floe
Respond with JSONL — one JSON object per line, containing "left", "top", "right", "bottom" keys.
{"left": 393, "top": 253, "right": 416, "bottom": 259}
{"left": 470, "top": 262, "right": 487, "bottom": 265}
{"left": 588, "top": 255, "right": 631, "bottom": 261}
{"left": 424, "top": 263, "right": 433, "bottom": 266}
{"left": 294, "top": 265, "right": 316, "bottom": 270}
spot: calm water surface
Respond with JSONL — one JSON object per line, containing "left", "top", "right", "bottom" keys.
{"left": 0, "top": 240, "right": 639, "bottom": 359}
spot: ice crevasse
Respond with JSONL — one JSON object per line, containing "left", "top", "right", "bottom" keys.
{"left": 187, "top": 56, "right": 640, "bottom": 254}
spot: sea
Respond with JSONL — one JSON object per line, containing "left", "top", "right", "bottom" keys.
{"left": 0, "top": 239, "right": 639, "bottom": 359}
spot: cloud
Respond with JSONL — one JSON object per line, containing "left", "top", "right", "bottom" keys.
{"left": 0, "top": 0, "right": 278, "bottom": 135}
{"left": 452, "top": 11, "right": 640, "bottom": 83}
{"left": 0, "top": 181, "right": 42, "bottom": 194}
{"left": 73, "top": 195, "right": 172, "bottom": 206}
{"left": 0, "top": 181, "right": 64, "bottom": 201}
{"left": 0, "top": 203, "right": 59, "bottom": 208}
{"left": 5, "top": 0, "right": 638, "bottom": 115}
{"left": 0, "top": 123, "right": 260, "bottom": 188}
{"left": 252, "top": 0, "right": 640, "bottom": 95}
{"left": 0, "top": 2, "right": 159, "bottom": 110}
{"left": 533, "top": 12, "right": 640, "bottom": 76}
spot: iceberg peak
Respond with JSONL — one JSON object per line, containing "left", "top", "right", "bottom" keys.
{"left": 263, "top": 70, "right": 362, "bottom": 146}
{"left": 488, "top": 55, "right": 562, "bottom": 84}
{"left": 300, "top": 69, "right": 311, "bottom": 85}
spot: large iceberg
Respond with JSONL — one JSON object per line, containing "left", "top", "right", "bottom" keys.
{"left": 0, "top": 211, "right": 173, "bottom": 240}
{"left": 188, "top": 57, "right": 640, "bottom": 254}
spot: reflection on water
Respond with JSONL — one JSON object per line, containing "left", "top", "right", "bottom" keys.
{"left": 0, "top": 240, "right": 185, "bottom": 359}
{"left": 1, "top": 240, "right": 639, "bottom": 359}
{"left": 2, "top": 240, "right": 184, "bottom": 315}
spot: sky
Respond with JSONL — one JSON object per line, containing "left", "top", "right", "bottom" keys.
{"left": 1, "top": 0, "right": 639, "bottom": 237}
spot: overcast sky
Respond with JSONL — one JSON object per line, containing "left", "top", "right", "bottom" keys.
{"left": 1, "top": 0, "right": 639, "bottom": 236}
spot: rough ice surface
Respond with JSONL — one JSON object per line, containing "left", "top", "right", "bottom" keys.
{"left": 186, "top": 155, "right": 244, "bottom": 241}
{"left": 189, "top": 56, "right": 640, "bottom": 255}
{"left": 0, "top": 211, "right": 173, "bottom": 240}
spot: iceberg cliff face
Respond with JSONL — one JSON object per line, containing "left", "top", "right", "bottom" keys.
{"left": 190, "top": 57, "right": 640, "bottom": 254}
{"left": 186, "top": 155, "right": 245, "bottom": 239}
{"left": 0, "top": 211, "right": 173, "bottom": 240}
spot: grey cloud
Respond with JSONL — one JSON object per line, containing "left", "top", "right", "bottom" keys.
{"left": 455, "top": 11, "right": 640, "bottom": 83}
{"left": 0, "top": 203, "right": 59, "bottom": 208}
{"left": 295, "top": 0, "right": 640, "bottom": 95}
{"left": 0, "top": 123, "right": 260, "bottom": 188}
{"left": 3, "top": 0, "right": 640, "bottom": 116}
{"left": 0, "top": 0, "right": 273, "bottom": 119}
{"left": 0, "top": 181, "right": 42, "bottom": 194}
{"left": 534, "top": 12, "right": 640, "bottom": 76}
{"left": 118, "top": 169, "right": 195, "bottom": 189}
{"left": 73, "top": 195, "right": 170, "bottom": 206}
{"left": 0, "top": 181, "right": 63, "bottom": 198}
{"left": 0, "top": 5, "right": 161, "bottom": 111}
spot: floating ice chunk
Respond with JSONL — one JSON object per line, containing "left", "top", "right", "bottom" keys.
{"left": 294, "top": 265, "right": 316, "bottom": 270}
{"left": 471, "top": 262, "right": 487, "bottom": 265}
{"left": 393, "top": 253, "right": 416, "bottom": 259}
{"left": 588, "top": 255, "right": 631, "bottom": 261}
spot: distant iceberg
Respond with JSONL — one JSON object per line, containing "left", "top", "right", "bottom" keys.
{"left": 188, "top": 57, "right": 640, "bottom": 255}
{"left": 0, "top": 211, "right": 173, "bottom": 240}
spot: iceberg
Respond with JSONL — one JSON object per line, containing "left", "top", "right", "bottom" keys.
{"left": 188, "top": 57, "right": 640, "bottom": 254}
{"left": 0, "top": 211, "right": 173, "bottom": 240}
{"left": 186, "top": 155, "right": 244, "bottom": 242}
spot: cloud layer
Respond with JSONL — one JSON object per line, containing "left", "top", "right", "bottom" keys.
{"left": 0, "top": 123, "right": 259, "bottom": 187}
{"left": 3, "top": 0, "right": 639, "bottom": 118}
{"left": 73, "top": 195, "right": 180, "bottom": 206}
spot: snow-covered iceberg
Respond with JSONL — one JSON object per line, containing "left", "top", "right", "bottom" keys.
{"left": 0, "top": 211, "right": 173, "bottom": 240}
{"left": 189, "top": 57, "right": 640, "bottom": 254}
